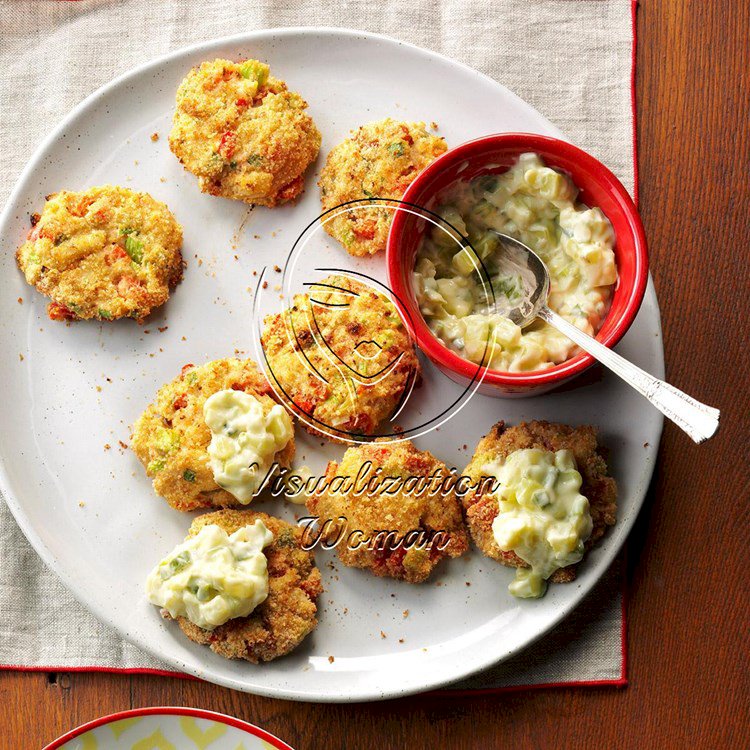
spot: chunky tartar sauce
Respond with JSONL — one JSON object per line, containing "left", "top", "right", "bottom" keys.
{"left": 486, "top": 448, "right": 593, "bottom": 598}
{"left": 413, "top": 153, "right": 617, "bottom": 372}
{"left": 145, "top": 520, "right": 274, "bottom": 629}
{"left": 204, "top": 389, "right": 293, "bottom": 504}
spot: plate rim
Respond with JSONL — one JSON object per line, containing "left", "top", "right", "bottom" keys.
{"left": 42, "top": 706, "right": 294, "bottom": 750}
{"left": 0, "top": 26, "right": 664, "bottom": 702}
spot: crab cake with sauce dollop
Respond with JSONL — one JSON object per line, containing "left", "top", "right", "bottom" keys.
{"left": 169, "top": 58, "right": 321, "bottom": 206}
{"left": 132, "top": 358, "right": 295, "bottom": 512}
{"left": 306, "top": 440, "right": 469, "bottom": 583}
{"left": 462, "top": 421, "right": 617, "bottom": 592}
{"left": 150, "top": 510, "right": 322, "bottom": 663}
{"left": 15, "top": 186, "right": 183, "bottom": 322}
{"left": 318, "top": 118, "right": 447, "bottom": 256}
{"left": 261, "top": 274, "right": 421, "bottom": 440}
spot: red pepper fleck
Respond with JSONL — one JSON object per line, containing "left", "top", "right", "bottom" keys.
{"left": 180, "top": 363, "right": 195, "bottom": 377}
{"left": 352, "top": 220, "right": 376, "bottom": 240}
{"left": 276, "top": 176, "right": 304, "bottom": 202}
{"left": 372, "top": 544, "right": 408, "bottom": 575}
{"left": 173, "top": 393, "right": 188, "bottom": 410}
{"left": 400, "top": 125, "right": 414, "bottom": 145}
{"left": 236, "top": 97, "right": 249, "bottom": 107}
{"left": 117, "top": 276, "right": 143, "bottom": 297}
{"left": 218, "top": 130, "right": 236, "bottom": 159}
{"left": 295, "top": 398, "right": 315, "bottom": 413}
{"left": 69, "top": 197, "right": 94, "bottom": 217}
{"left": 48, "top": 302, "right": 76, "bottom": 321}
{"left": 106, "top": 245, "right": 128, "bottom": 264}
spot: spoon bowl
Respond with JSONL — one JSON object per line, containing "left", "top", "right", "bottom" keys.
{"left": 485, "top": 232, "right": 549, "bottom": 328}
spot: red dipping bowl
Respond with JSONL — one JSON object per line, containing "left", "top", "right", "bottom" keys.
{"left": 386, "top": 133, "right": 649, "bottom": 397}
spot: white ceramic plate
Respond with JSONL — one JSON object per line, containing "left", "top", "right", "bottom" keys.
{"left": 0, "top": 28, "right": 663, "bottom": 702}
{"left": 45, "top": 707, "right": 293, "bottom": 750}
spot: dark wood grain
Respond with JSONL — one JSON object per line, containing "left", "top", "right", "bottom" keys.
{"left": 3, "top": 2, "right": 749, "bottom": 747}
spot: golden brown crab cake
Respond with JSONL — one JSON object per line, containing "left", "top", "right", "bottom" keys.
{"left": 318, "top": 118, "right": 447, "bottom": 256}
{"left": 131, "top": 358, "right": 295, "bottom": 512}
{"left": 462, "top": 421, "right": 617, "bottom": 584}
{"left": 168, "top": 510, "right": 322, "bottom": 663}
{"left": 15, "top": 186, "right": 183, "bottom": 322}
{"left": 261, "top": 274, "right": 421, "bottom": 441}
{"left": 306, "top": 440, "right": 469, "bottom": 583}
{"left": 169, "top": 58, "right": 321, "bottom": 206}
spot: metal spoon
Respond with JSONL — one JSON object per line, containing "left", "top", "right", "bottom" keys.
{"left": 487, "top": 231, "right": 720, "bottom": 443}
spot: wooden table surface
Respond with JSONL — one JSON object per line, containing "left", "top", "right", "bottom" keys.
{"left": 3, "top": 2, "right": 749, "bottom": 748}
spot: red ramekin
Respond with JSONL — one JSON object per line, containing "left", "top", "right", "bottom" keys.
{"left": 386, "top": 133, "right": 649, "bottom": 397}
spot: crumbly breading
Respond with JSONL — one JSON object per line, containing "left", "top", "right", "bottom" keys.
{"left": 319, "top": 118, "right": 447, "bottom": 256}
{"left": 306, "top": 439, "right": 469, "bottom": 583}
{"left": 131, "top": 358, "right": 294, "bottom": 511}
{"left": 169, "top": 58, "right": 320, "bottom": 206}
{"left": 462, "top": 420, "right": 617, "bottom": 583}
{"left": 16, "top": 186, "right": 182, "bottom": 322}
{"left": 170, "top": 510, "right": 322, "bottom": 662}
{"left": 261, "top": 274, "right": 421, "bottom": 441}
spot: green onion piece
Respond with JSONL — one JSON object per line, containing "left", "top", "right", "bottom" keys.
{"left": 160, "top": 550, "right": 191, "bottom": 580}
{"left": 246, "top": 153, "right": 263, "bottom": 167}
{"left": 340, "top": 228, "right": 354, "bottom": 247}
{"left": 388, "top": 142, "right": 405, "bottom": 156}
{"left": 196, "top": 583, "right": 218, "bottom": 602}
{"left": 124, "top": 234, "right": 143, "bottom": 264}
{"left": 183, "top": 469, "right": 196, "bottom": 482}
{"left": 147, "top": 458, "right": 166, "bottom": 473}
{"left": 98, "top": 308, "right": 113, "bottom": 320}
{"left": 239, "top": 60, "right": 269, "bottom": 85}
{"left": 154, "top": 428, "right": 180, "bottom": 453}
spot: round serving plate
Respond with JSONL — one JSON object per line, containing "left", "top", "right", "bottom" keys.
{"left": 44, "top": 707, "right": 294, "bottom": 749}
{"left": 0, "top": 28, "right": 663, "bottom": 701}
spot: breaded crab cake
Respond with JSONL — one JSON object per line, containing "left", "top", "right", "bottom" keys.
{"left": 306, "top": 440, "right": 469, "bottom": 583}
{"left": 16, "top": 186, "right": 183, "bottom": 322}
{"left": 167, "top": 510, "right": 322, "bottom": 663}
{"left": 318, "top": 118, "right": 447, "bottom": 256}
{"left": 169, "top": 58, "right": 321, "bottom": 206}
{"left": 462, "top": 421, "right": 617, "bottom": 584}
{"left": 261, "top": 274, "right": 421, "bottom": 441}
{"left": 132, "top": 358, "right": 295, "bottom": 512}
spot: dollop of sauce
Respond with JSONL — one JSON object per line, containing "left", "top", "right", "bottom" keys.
{"left": 145, "top": 520, "right": 274, "bottom": 629}
{"left": 486, "top": 448, "right": 593, "bottom": 598}
{"left": 203, "top": 389, "right": 293, "bottom": 504}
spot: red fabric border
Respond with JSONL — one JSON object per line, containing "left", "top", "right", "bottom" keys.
{"left": 1, "top": 3, "right": 639, "bottom": 694}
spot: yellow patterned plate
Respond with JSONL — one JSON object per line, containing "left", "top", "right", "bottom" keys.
{"left": 44, "top": 707, "right": 294, "bottom": 750}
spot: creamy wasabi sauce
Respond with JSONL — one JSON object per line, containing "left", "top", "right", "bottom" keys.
{"left": 413, "top": 153, "right": 617, "bottom": 372}
{"left": 145, "top": 520, "right": 274, "bottom": 629}
{"left": 203, "top": 389, "right": 293, "bottom": 504}
{"left": 486, "top": 448, "right": 593, "bottom": 598}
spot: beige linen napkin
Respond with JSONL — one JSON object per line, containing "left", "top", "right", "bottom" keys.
{"left": 0, "top": 0, "right": 635, "bottom": 689}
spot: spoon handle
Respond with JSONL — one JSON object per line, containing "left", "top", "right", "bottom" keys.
{"left": 537, "top": 306, "right": 720, "bottom": 443}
